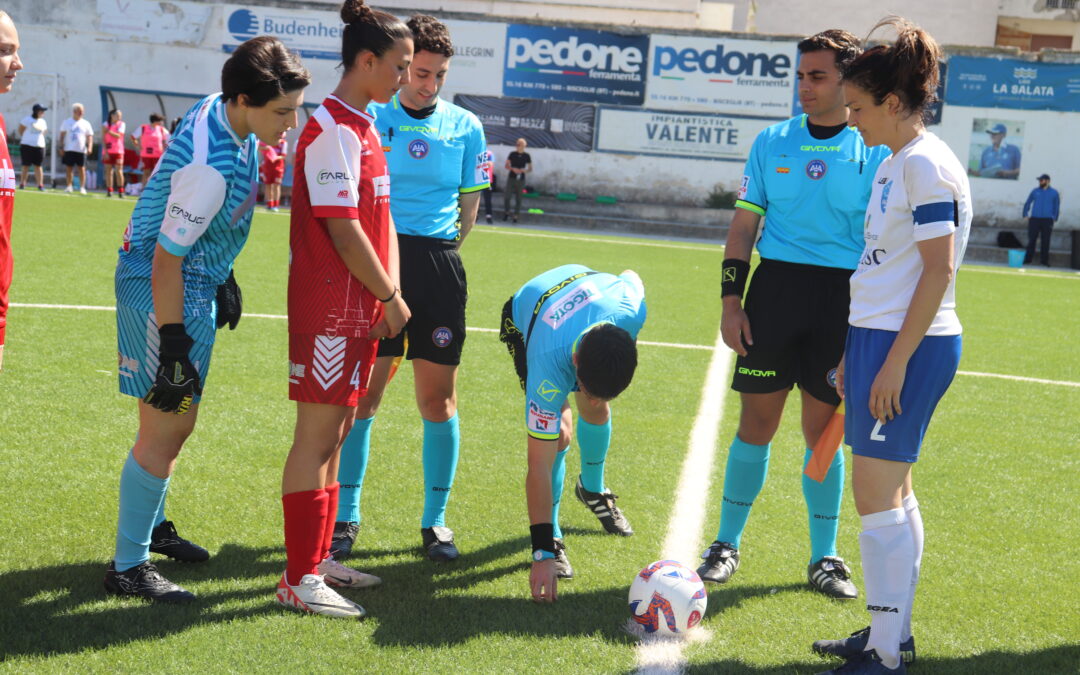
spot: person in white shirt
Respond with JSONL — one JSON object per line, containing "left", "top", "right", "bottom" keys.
{"left": 17, "top": 103, "right": 47, "bottom": 190}
{"left": 59, "top": 102, "right": 94, "bottom": 194}
{"left": 811, "top": 18, "right": 972, "bottom": 675}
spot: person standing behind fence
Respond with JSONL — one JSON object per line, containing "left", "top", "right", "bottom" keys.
{"left": 1022, "top": 174, "right": 1060, "bottom": 267}
{"left": 503, "top": 137, "right": 531, "bottom": 223}
{"left": 59, "top": 103, "right": 93, "bottom": 194}
{"left": 0, "top": 10, "right": 23, "bottom": 372}
{"left": 132, "top": 113, "right": 170, "bottom": 189}
{"left": 17, "top": 103, "right": 46, "bottom": 190}
{"left": 103, "top": 109, "right": 126, "bottom": 198}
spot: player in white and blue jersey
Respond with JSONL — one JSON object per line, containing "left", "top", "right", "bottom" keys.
{"left": 331, "top": 15, "right": 489, "bottom": 563}
{"left": 499, "top": 265, "right": 646, "bottom": 602}
{"left": 812, "top": 19, "right": 970, "bottom": 675}
{"left": 699, "top": 30, "right": 891, "bottom": 601}
{"left": 105, "top": 37, "right": 310, "bottom": 603}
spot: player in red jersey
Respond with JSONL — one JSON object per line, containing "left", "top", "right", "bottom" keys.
{"left": 259, "top": 133, "right": 287, "bottom": 211}
{"left": 0, "top": 11, "right": 23, "bottom": 372}
{"left": 102, "top": 109, "right": 126, "bottom": 198}
{"left": 276, "top": 0, "right": 413, "bottom": 620}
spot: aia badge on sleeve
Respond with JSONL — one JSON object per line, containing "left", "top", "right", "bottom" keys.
{"left": 805, "top": 159, "right": 827, "bottom": 180}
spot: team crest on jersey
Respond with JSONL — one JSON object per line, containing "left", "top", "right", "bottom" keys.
{"left": 880, "top": 180, "right": 892, "bottom": 213}
{"left": 805, "top": 159, "right": 827, "bottom": 180}
{"left": 408, "top": 139, "right": 429, "bottom": 159}
{"left": 432, "top": 327, "right": 453, "bottom": 348}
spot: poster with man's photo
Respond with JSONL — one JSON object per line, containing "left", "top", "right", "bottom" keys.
{"left": 968, "top": 118, "right": 1023, "bottom": 180}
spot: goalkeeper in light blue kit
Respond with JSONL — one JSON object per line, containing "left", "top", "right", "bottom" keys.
{"left": 499, "top": 265, "right": 647, "bottom": 602}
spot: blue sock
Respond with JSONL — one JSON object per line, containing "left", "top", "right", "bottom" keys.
{"left": 577, "top": 417, "right": 611, "bottom": 493}
{"left": 114, "top": 450, "right": 169, "bottom": 571}
{"left": 154, "top": 488, "right": 167, "bottom": 528}
{"left": 421, "top": 414, "right": 459, "bottom": 529}
{"left": 716, "top": 436, "right": 770, "bottom": 548}
{"left": 337, "top": 416, "right": 374, "bottom": 523}
{"left": 802, "top": 447, "right": 844, "bottom": 563}
{"left": 551, "top": 447, "right": 568, "bottom": 540}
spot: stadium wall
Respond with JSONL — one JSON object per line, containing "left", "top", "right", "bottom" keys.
{"left": 2, "top": 1, "right": 1078, "bottom": 227}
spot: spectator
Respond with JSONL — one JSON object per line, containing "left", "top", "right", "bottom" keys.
{"left": 17, "top": 103, "right": 46, "bottom": 190}
{"left": 479, "top": 146, "right": 495, "bottom": 223}
{"left": 259, "top": 132, "right": 286, "bottom": 212}
{"left": 973, "top": 123, "right": 1020, "bottom": 179}
{"left": 0, "top": 10, "right": 22, "bottom": 372}
{"left": 503, "top": 137, "right": 531, "bottom": 223}
{"left": 1023, "top": 173, "right": 1060, "bottom": 267}
{"left": 131, "top": 113, "right": 170, "bottom": 189}
{"left": 102, "top": 109, "right": 126, "bottom": 198}
{"left": 59, "top": 102, "right": 93, "bottom": 194}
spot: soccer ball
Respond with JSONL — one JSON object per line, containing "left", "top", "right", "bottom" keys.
{"left": 628, "top": 559, "right": 707, "bottom": 635}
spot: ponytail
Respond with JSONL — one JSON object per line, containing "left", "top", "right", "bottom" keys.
{"left": 340, "top": 0, "right": 411, "bottom": 70}
{"left": 842, "top": 17, "right": 941, "bottom": 117}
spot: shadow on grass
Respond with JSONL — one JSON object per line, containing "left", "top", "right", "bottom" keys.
{"left": 681, "top": 644, "right": 1080, "bottom": 674}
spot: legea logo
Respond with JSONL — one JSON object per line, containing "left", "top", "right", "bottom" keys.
{"left": 652, "top": 42, "right": 791, "bottom": 78}
{"left": 317, "top": 170, "right": 352, "bottom": 185}
{"left": 169, "top": 203, "right": 206, "bottom": 225}
{"left": 507, "top": 35, "right": 643, "bottom": 74}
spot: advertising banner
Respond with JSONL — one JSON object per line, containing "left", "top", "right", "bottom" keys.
{"left": 646, "top": 34, "right": 796, "bottom": 117}
{"left": 595, "top": 108, "right": 773, "bottom": 161}
{"left": 945, "top": 56, "right": 1080, "bottom": 112}
{"left": 222, "top": 4, "right": 342, "bottom": 59}
{"left": 440, "top": 20, "right": 507, "bottom": 98}
{"left": 454, "top": 95, "right": 594, "bottom": 152}
{"left": 97, "top": 0, "right": 212, "bottom": 47}
{"left": 503, "top": 25, "right": 648, "bottom": 106}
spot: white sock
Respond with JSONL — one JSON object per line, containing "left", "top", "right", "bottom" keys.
{"left": 859, "top": 507, "right": 913, "bottom": 669}
{"left": 901, "top": 493, "right": 923, "bottom": 643}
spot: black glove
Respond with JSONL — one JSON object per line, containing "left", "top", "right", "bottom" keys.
{"left": 143, "top": 323, "right": 202, "bottom": 414}
{"left": 215, "top": 270, "right": 242, "bottom": 330}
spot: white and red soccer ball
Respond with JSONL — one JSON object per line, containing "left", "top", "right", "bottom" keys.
{"left": 628, "top": 560, "right": 707, "bottom": 635}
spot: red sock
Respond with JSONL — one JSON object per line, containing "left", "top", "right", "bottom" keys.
{"left": 322, "top": 482, "right": 340, "bottom": 559}
{"left": 282, "top": 488, "right": 329, "bottom": 586}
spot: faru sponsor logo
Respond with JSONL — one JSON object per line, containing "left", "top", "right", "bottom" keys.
{"left": 542, "top": 281, "right": 601, "bottom": 329}
{"left": 168, "top": 203, "right": 206, "bottom": 225}
{"left": 652, "top": 42, "right": 790, "bottom": 78}
{"left": 317, "top": 170, "right": 352, "bottom": 185}
{"left": 507, "top": 34, "right": 643, "bottom": 78}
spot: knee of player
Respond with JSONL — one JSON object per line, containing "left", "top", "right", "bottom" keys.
{"left": 417, "top": 395, "right": 456, "bottom": 423}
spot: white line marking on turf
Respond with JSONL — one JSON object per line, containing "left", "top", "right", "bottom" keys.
{"left": 13, "top": 303, "right": 1080, "bottom": 388}
{"left": 476, "top": 227, "right": 724, "bottom": 252}
{"left": 634, "top": 326, "right": 733, "bottom": 675}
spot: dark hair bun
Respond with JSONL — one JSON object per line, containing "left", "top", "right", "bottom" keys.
{"left": 341, "top": 0, "right": 373, "bottom": 25}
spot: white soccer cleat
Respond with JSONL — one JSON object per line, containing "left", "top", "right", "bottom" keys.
{"left": 79, "top": 187, "right": 87, "bottom": 195}
{"left": 275, "top": 573, "right": 367, "bottom": 619}
{"left": 64, "top": 185, "right": 73, "bottom": 193}
{"left": 318, "top": 556, "right": 382, "bottom": 588}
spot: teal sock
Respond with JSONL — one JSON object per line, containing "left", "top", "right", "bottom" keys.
{"left": 336, "top": 416, "right": 374, "bottom": 523}
{"left": 551, "top": 447, "right": 568, "bottom": 540}
{"left": 154, "top": 487, "right": 167, "bottom": 527}
{"left": 716, "top": 436, "right": 770, "bottom": 548}
{"left": 802, "top": 447, "right": 844, "bottom": 563}
{"left": 421, "top": 414, "right": 459, "bottom": 529}
{"left": 114, "top": 450, "right": 169, "bottom": 571}
{"left": 577, "top": 417, "right": 611, "bottom": 493}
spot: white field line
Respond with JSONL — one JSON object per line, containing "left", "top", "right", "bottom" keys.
{"left": 633, "top": 326, "right": 733, "bottom": 674}
{"left": 474, "top": 226, "right": 724, "bottom": 252}
{"left": 12, "top": 303, "right": 1080, "bottom": 387}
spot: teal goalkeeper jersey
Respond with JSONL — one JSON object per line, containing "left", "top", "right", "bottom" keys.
{"left": 368, "top": 95, "right": 489, "bottom": 241}
{"left": 511, "top": 265, "right": 647, "bottom": 440}
{"left": 736, "top": 114, "right": 890, "bottom": 269}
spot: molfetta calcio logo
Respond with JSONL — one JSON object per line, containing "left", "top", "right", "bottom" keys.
{"left": 503, "top": 25, "right": 648, "bottom": 106}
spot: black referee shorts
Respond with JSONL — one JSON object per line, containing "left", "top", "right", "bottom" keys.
{"left": 731, "top": 258, "right": 852, "bottom": 406}
{"left": 377, "top": 234, "right": 467, "bottom": 366}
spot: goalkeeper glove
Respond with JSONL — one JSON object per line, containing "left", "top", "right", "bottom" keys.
{"left": 215, "top": 270, "right": 242, "bottom": 330}
{"left": 143, "top": 323, "right": 202, "bottom": 414}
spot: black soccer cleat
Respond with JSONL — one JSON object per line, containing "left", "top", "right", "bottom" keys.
{"left": 421, "top": 526, "right": 460, "bottom": 562}
{"left": 329, "top": 521, "right": 360, "bottom": 560}
{"left": 104, "top": 560, "right": 195, "bottom": 603}
{"left": 149, "top": 520, "right": 210, "bottom": 563}
{"left": 552, "top": 538, "right": 573, "bottom": 579}
{"left": 813, "top": 626, "right": 916, "bottom": 664}
{"left": 814, "top": 649, "right": 907, "bottom": 674}
{"left": 697, "top": 540, "right": 740, "bottom": 583}
{"left": 808, "top": 556, "right": 858, "bottom": 600}
{"left": 574, "top": 476, "right": 634, "bottom": 536}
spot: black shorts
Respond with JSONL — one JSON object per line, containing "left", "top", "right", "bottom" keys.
{"left": 499, "top": 296, "right": 527, "bottom": 390}
{"left": 19, "top": 145, "right": 43, "bottom": 167}
{"left": 376, "top": 234, "right": 467, "bottom": 365}
{"left": 731, "top": 258, "right": 852, "bottom": 405}
{"left": 62, "top": 151, "right": 86, "bottom": 167}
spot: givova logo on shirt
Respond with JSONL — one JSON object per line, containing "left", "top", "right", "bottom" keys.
{"left": 542, "top": 281, "right": 601, "bottom": 329}
{"left": 317, "top": 170, "right": 353, "bottom": 185}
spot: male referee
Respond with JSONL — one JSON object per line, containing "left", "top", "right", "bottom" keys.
{"left": 698, "top": 30, "right": 890, "bottom": 600}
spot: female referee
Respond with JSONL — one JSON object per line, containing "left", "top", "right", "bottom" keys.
{"left": 811, "top": 18, "right": 972, "bottom": 675}
{"left": 108, "top": 36, "right": 310, "bottom": 603}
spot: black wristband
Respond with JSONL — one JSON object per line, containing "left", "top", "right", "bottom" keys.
{"left": 721, "top": 258, "right": 751, "bottom": 299}
{"left": 158, "top": 323, "right": 194, "bottom": 359}
{"left": 530, "top": 523, "right": 555, "bottom": 554}
{"left": 378, "top": 286, "right": 399, "bottom": 303}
